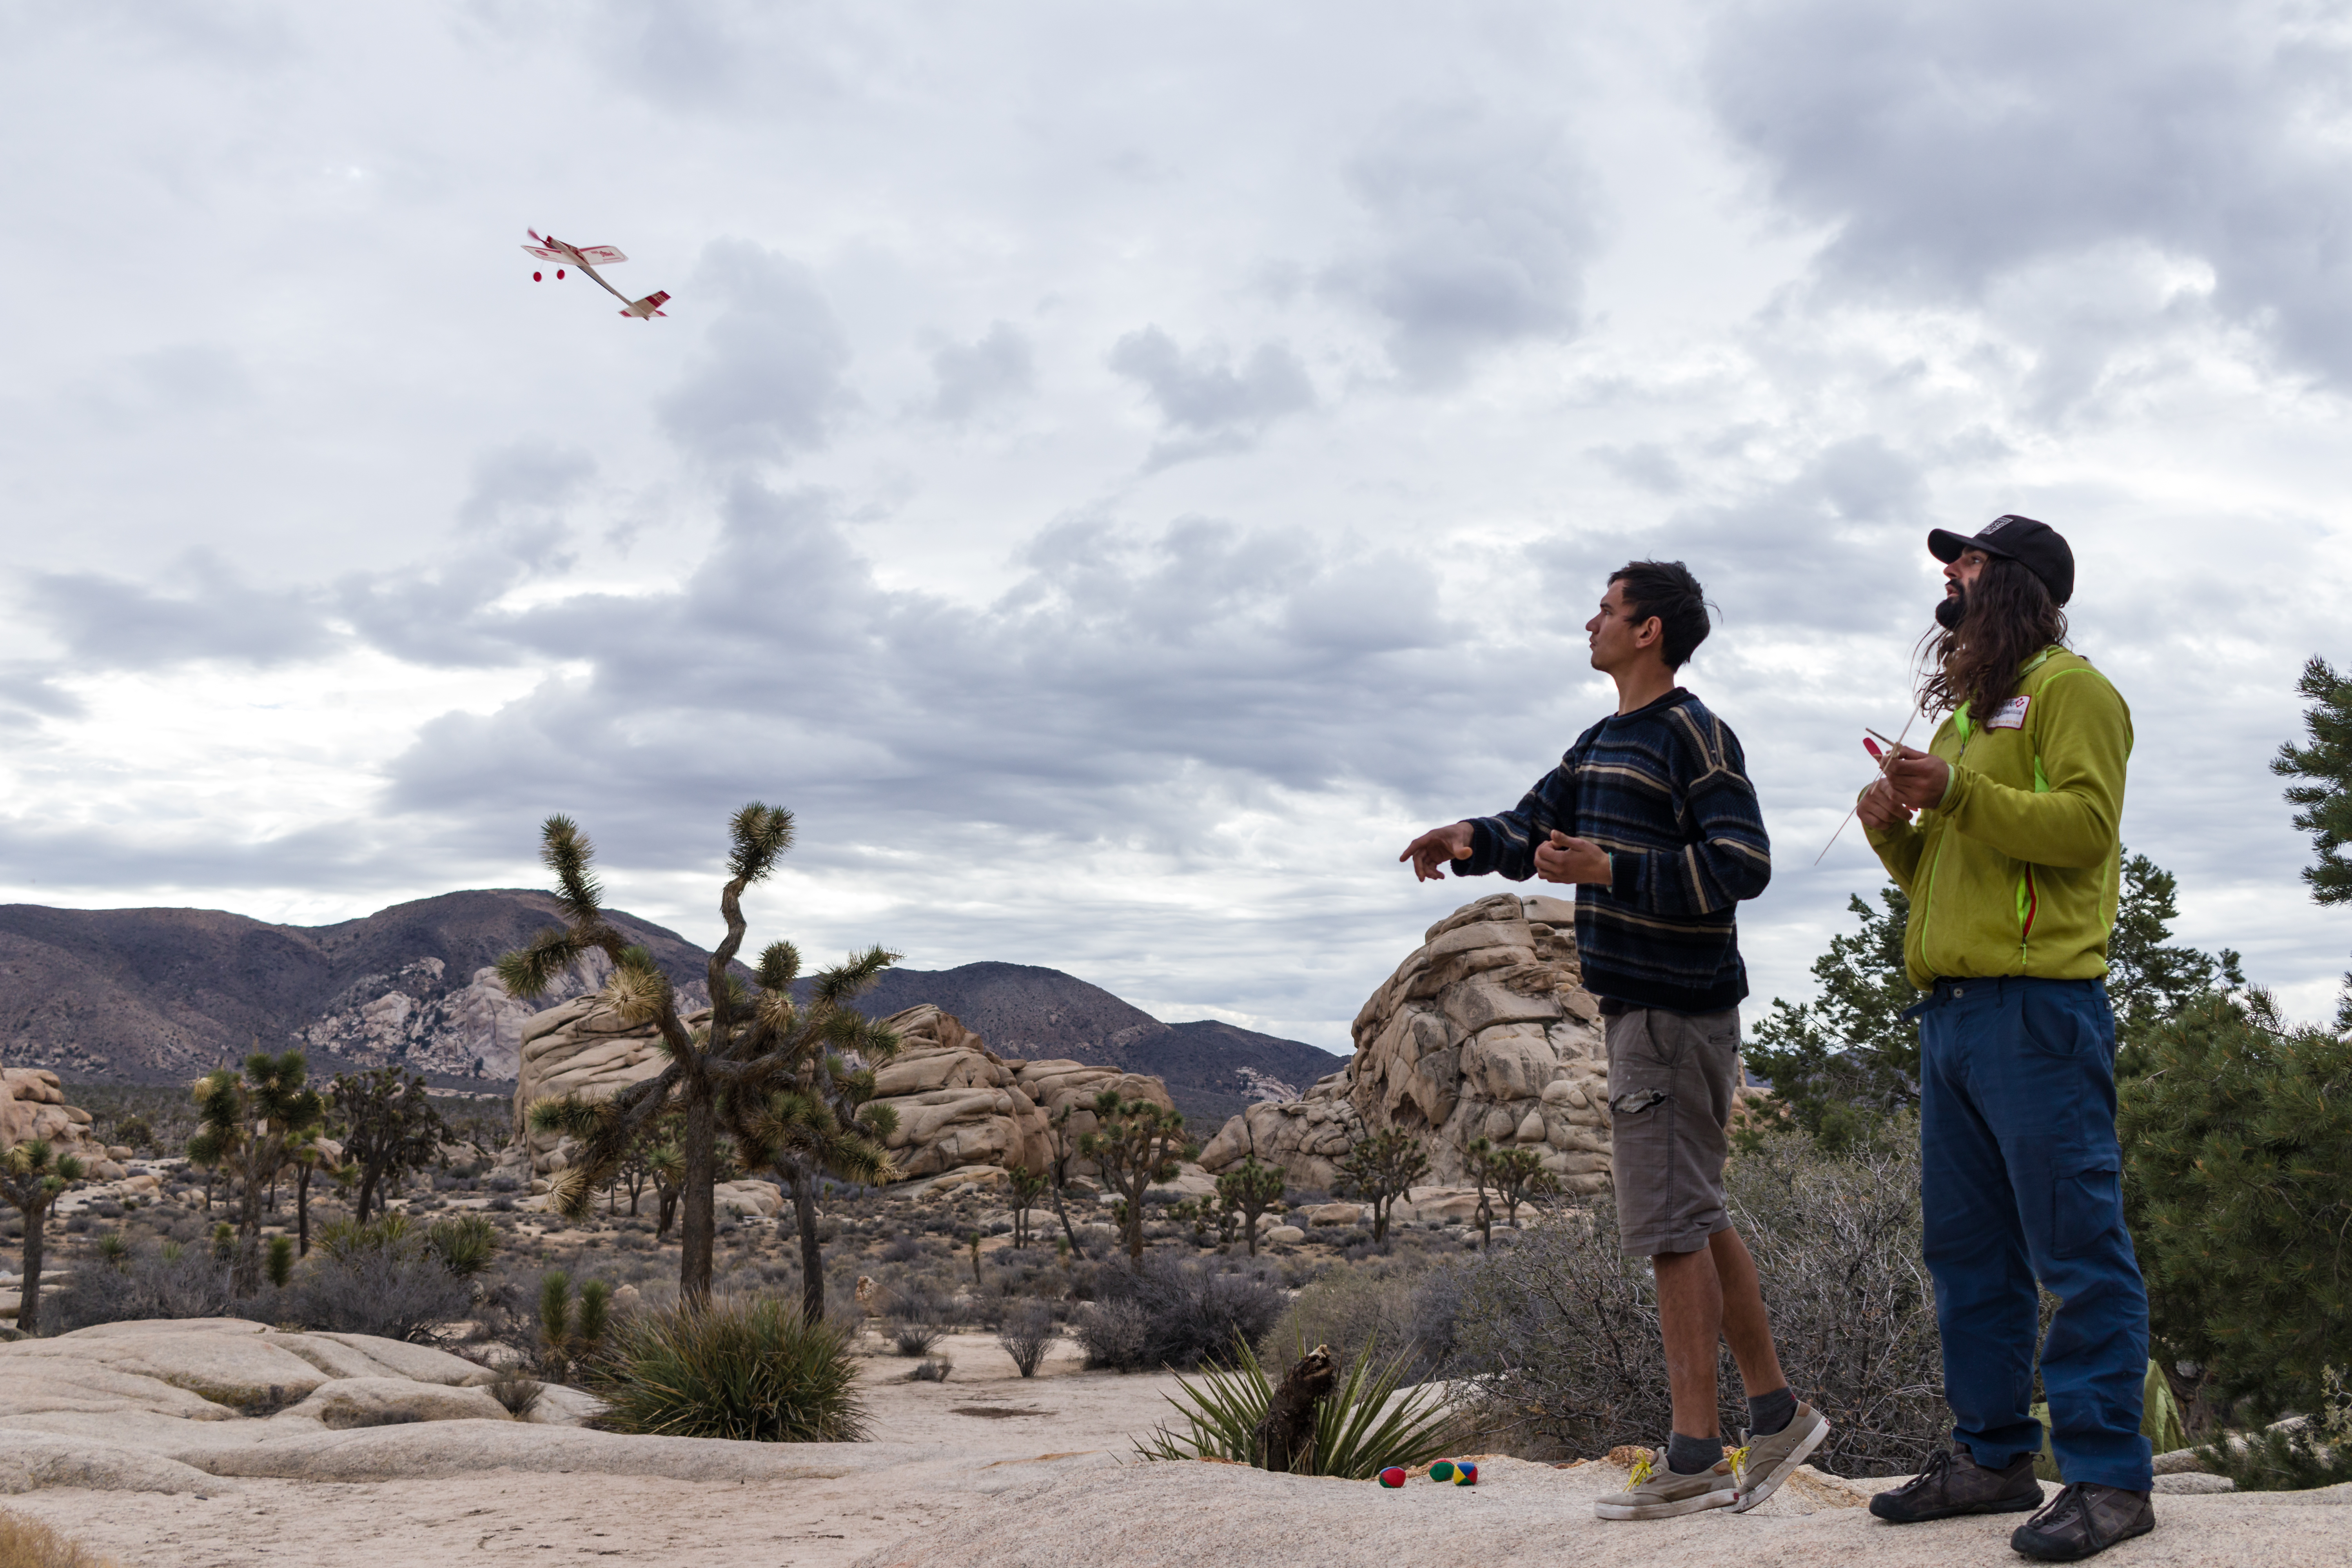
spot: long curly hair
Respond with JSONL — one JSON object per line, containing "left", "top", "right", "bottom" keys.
{"left": 1916, "top": 555, "right": 2067, "bottom": 720}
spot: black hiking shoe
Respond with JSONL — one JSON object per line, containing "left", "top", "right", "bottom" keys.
{"left": 2009, "top": 1483, "right": 2154, "bottom": 1561}
{"left": 1869, "top": 1446, "right": 2043, "bottom": 1523}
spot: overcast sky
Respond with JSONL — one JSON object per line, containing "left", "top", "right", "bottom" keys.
{"left": 5, "top": 0, "right": 2350, "bottom": 1049}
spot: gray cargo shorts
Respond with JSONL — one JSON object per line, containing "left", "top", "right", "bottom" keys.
{"left": 1605, "top": 1005, "right": 1740, "bottom": 1258}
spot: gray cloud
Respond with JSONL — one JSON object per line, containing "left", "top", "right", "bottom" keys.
{"left": 23, "top": 552, "right": 337, "bottom": 670}
{"left": 657, "top": 240, "right": 853, "bottom": 465}
{"left": 1107, "top": 327, "right": 1313, "bottom": 466}
{"left": 1704, "top": 0, "right": 2352, "bottom": 383}
{"left": 927, "top": 321, "right": 1034, "bottom": 422}
{"left": 1327, "top": 100, "right": 1602, "bottom": 385}
{"left": 340, "top": 439, "right": 594, "bottom": 667}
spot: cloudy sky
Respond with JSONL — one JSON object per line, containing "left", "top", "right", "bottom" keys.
{"left": 5, "top": 0, "right": 2351, "bottom": 1048}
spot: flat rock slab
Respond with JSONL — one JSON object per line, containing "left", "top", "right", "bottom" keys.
{"left": 851, "top": 1456, "right": 2352, "bottom": 1568}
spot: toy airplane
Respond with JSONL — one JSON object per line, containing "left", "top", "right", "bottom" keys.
{"left": 523, "top": 229, "right": 671, "bottom": 319}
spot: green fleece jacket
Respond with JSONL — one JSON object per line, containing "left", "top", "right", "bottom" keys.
{"left": 1865, "top": 647, "right": 2132, "bottom": 990}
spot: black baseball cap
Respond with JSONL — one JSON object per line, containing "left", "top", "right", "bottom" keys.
{"left": 1928, "top": 514, "right": 2074, "bottom": 606}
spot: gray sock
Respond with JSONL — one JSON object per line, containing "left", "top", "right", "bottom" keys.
{"left": 1667, "top": 1432, "right": 1724, "bottom": 1474}
{"left": 1748, "top": 1386, "right": 1797, "bottom": 1437}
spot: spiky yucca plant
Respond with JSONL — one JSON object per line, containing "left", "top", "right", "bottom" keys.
{"left": 1136, "top": 1336, "right": 1463, "bottom": 1479}
{"left": 1, "top": 1138, "right": 86, "bottom": 1336}
{"left": 186, "top": 1051, "right": 325, "bottom": 1297}
{"left": 504, "top": 806, "right": 902, "bottom": 1306}
{"left": 584, "top": 1295, "right": 867, "bottom": 1442}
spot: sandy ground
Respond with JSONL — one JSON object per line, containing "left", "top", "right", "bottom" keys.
{"left": 7, "top": 1334, "right": 2347, "bottom": 1568}
{"left": 1, "top": 1332, "right": 1189, "bottom": 1568}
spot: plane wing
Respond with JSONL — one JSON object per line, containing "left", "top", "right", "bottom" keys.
{"left": 573, "top": 246, "right": 627, "bottom": 265}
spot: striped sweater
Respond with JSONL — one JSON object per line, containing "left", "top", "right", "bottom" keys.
{"left": 1454, "top": 688, "right": 1771, "bottom": 1014}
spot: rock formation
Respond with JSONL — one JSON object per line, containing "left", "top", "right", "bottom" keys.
{"left": 510, "top": 996, "right": 1176, "bottom": 1186}
{"left": 1, "top": 1067, "right": 124, "bottom": 1180}
{"left": 1200, "top": 894, "right": 1612, "bottom": 1194}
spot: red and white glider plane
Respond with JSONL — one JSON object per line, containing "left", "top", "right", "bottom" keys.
{"left": 523, "top": 229, "right": 670, "bottom": 319}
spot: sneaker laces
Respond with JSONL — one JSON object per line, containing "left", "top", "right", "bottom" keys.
{"left": 1726, "top": 1445, "right": 1752, "bottom": 1487}
{"left": 1899, "top": 1447, "right": 1955, "bottom": 1494}
{"left": 1627, "top": 1451, "right": 1657, "bottom": 1488}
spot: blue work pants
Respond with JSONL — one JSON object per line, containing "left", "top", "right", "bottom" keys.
{"left": 1913, "top": 976, "right": 2152, "bottom": 1491}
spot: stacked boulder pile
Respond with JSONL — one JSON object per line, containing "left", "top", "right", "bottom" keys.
{"left": 510, "top": 997, "right": 1174, "bottom": 1193}
{"left": 1201, "top": 894, "right": 1613, "bottom": 1195}
{"left": 2, "top": 1067, "right": 125, "bottom": 1181}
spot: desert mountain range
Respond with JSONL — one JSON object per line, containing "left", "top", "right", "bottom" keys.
{"left": 0, "top": 891, "right": 1342, "bottom": 1127}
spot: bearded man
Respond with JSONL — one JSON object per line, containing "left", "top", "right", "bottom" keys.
{"left": 1862, "top": 516, "right": 2154, "bottom": 1561}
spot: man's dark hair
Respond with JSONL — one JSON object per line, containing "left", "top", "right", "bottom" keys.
{"left": 1607, "top": 560, "right": 1710, "bottom": 670}
{"left": 1916, "top": 554, "right": 2069, "bottom": 719}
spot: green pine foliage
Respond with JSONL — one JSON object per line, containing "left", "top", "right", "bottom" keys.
{"left": 2195, "top": 1369, "right": 2352, "bottom": 1492}
{"left": 2120, "top": 990, "right": 2352, "bottom": 1416}
{"left": 2272, "top": 654, "right": 2352, "bottom": 1029}
{"left": 1743, "top": 886, "right": 1919, "bottom": 1150}
{"left": 584, "top": 1296, "right": 867, "bottom": 1442}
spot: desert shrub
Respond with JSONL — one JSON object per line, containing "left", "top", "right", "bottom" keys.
{"left": 2196, "top": 1368, "right": 2352, "bottom": 1492}
{"left": 1074, "top": 1297, "right": 1151, "bottom": 1371}
{"left": 879, "top": 1234, "right": 924, "bottom": 1264}
{"left": 1270, "top": 1256, "right": 1466, "bottom": 1382}
{"left": 0, "top": 1508, "right": 118, "bottom": 1568}
{"left": 1094, "top": 1255, "right": 1286, "bottom": 1372}
{"left": 880, "top": 1275, "right": 952, "bottom": 1355}
{"left": 997, "top": 1300, "right": 1061, "bottom": 1377}
{"left": 1457, "top": 1129, "right": 1942, "bottom": 1476}
{"left": 263, "top": 1241, "right": 474, "bottom": 1342}
{"left": 488, "top": 1367, "right": 544, "bottom": 1417}
{"left": 909, "top": 1355, "right": 953, "bottom": 1382}
{"left": 1136, "top": 1336, "right": 1462, "bottom": 1479}
{"left": 47, "top": 1243, "right": 232, "bottom": 1331}
{"left": 584, "top": 1296, "right": 866, "bottom": 1441}
{"left": 426, "top": 1214, "right": 499, "bottom": 1278}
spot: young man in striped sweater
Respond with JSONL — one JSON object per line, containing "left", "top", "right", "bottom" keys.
{"left": 1401, "top": 560, "right": 1826, "bottom": 1519}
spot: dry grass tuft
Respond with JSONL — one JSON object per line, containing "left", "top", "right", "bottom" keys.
{"left": 0, "top": 1510, "right": 120, "bottom": 1568}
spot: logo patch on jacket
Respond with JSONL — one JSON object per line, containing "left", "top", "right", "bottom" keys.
{"left": 1987, "top": 695, "right": 2031, "bottom": 731}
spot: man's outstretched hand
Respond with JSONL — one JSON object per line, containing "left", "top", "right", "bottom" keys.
{"left": 1401, "top": 822, "right": 1475, "bottom": 882}
{"left": 1535, "top": 830, "right": 1612, "bottom": 885}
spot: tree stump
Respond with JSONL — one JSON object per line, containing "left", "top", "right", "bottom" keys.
{"left": 1254, "top": 1343, "right": 1338, "bottom": 1472}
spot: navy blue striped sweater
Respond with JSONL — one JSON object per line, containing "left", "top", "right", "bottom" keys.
{"left": 1455, "top": 688, "right": 1771, "bottom": 1014}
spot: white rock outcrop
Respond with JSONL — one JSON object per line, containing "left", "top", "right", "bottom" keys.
{"left": 1200, "top": 895, "right": 1613, "bottom": 1194}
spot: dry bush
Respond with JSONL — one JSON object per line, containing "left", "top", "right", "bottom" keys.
{"left": 1268, "top": 1255, "right": 1466, "bottom": 1380}
{"left": 996, "top": 1299, "right": 1061, "bottom": 1377}
{"left": 0, "top": 1510, "right": 118, "bottom": 1568}
{"left": 1456, "top": 1129, "right": 1942, "bottom": 1477}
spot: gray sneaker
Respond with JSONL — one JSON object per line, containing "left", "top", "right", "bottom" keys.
{"left": 1728, "top": 1401, "right": 1831, "bottom": 1512}
{"left": 1593, "top": 1448, "right": 1740, "bottom": 1520}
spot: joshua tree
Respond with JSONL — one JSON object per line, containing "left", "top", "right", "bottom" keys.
{"left": 1, "top": 1140, "right": 86, "bottom": 1336}
{"left": 1332, "top": 1127, "right": 1429, "bottom": 1244}
{"left": 1006, "top": 1165, "right": 1047, "bottom": 1249}
{"left": 1216, "top": 1154, "right": 1287, "bottom": 1258}
{"left": 1079, "top": 1091, "right": 1198, "bottom": 1263}
{"left": 507, "top": 806, "right": 901, "bottom": 1307}
{"left": 328, "top": 1067, "right": 448, "bottom": 1223}
{"left": 287, "top": 1125, "right": 330, "bottom": 1256}
{"left": 1043, "top": 1104, "right": 1092, "bottom": 1261}
{"left": 187, "top": 1051, "right": 326, "bottom": 1297}
{"left": 1463, "top": 1136, "right": 1499, "bottom": 1250}
{"left": 719, "top": 959, "right": 905, "bottom": 1326}
{"left": 1483, "top": 1142, "right": 1559, "bottom": 1228}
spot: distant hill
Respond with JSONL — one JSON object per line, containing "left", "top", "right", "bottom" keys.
{"left": 0, "top": 895, "right": 1347, "bottom": 1131}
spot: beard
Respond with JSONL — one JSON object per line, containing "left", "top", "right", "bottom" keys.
{"left": 1935, "top": 582, "right": 1968, "bottom": 630}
